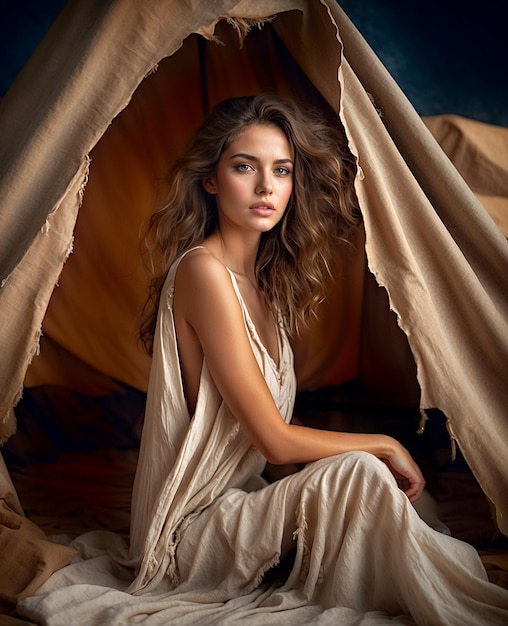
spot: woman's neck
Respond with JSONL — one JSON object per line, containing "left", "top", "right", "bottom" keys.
{"left": 205, "top": 230, "right": 260, "bottom": 283}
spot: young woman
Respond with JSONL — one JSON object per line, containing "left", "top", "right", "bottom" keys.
{"left": 129, "top": 95, "right": 508, "bottom": 624}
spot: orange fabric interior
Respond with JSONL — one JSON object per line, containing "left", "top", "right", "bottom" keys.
{"left": 24, "top": 22, "right": 419, "bottom": 406}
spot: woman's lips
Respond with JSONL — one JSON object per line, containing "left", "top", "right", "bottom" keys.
{"left": 249, "top": 202, "right": 275, "bottom": 217}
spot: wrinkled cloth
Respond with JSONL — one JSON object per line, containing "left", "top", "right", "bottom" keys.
{"left": 17, "top": 253, "right": 508, "bottom": 625}
{"left": 129, "top": 249, "right": 297, "bottom": 590}
{"left": 1, "top": 0, "right": 507, "bottom": 536}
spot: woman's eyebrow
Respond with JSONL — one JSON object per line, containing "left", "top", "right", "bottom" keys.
{"left": 230, "top": 152, "right": 294, "bottom": 164}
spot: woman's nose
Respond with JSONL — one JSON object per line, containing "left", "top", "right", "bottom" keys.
{"left": 255, "top": 175, "right": 273, "bottom": 195}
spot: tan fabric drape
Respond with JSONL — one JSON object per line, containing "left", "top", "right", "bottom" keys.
{"left": 423, "top": 115, "right": 508, "bottom": 237}
{"left": 0, "top": 0, "right": 506, "bottom": 535}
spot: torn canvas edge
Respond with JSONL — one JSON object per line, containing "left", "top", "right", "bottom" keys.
{"left": 326, "top": 6, "right": 446, "bottom": 448}
{"left": 0, "top": 155, "right": 91, "bottom": 443}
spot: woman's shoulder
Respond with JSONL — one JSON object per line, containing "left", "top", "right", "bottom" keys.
{"left": 175, "top": 247, "right": 233, "bottom": 297}
{"left": 173, "top": 247, "right": 244, "bottom": 330}
{"left": 177, "top": 246, "right": 227, "bottom": 276}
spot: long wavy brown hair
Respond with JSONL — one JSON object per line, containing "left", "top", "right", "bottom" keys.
{"left": 140, "top": 94, "right": 361, "bottom": 354}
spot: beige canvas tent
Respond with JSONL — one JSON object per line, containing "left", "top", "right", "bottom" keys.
{"left": 0, "top": 0, "right": 507, "bottom": 615}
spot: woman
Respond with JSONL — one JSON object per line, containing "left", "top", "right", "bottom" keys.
{"left": 129, "top": 94, "right": 508, "bottom": 624}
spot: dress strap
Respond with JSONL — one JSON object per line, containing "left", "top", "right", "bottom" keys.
{"left": 169, "top": 246, "right": 205, "bottom": 280}
{"left": 164, "top": 246, "right": 205, "bottom": 308}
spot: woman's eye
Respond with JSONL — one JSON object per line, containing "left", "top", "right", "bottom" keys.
{"left": 275, "top": 167, "right": 292, "bottom": 176}
{"left": 235, "top": 163, "right": 253, "bottom": 172}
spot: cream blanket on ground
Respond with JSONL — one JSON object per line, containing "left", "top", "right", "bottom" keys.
{"left": 17, "top": 254, "right": 508, "bottom": 625}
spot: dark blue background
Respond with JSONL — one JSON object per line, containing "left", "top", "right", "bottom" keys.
{"left": 1, "top": 1, "right": 506, "bottom": 126}
{"left": 339, "top": 0, "right": 507, "bottom": 126}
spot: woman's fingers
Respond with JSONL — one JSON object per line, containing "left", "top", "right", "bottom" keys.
{"left": 383, "top": 455, "right": 426, "bottom": 502}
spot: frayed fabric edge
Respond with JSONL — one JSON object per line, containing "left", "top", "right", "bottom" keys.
{"left": 445, "top": 416, "right": 458, "bottom": 462}
{"left": 293, "top": 500, "right": 310, "bottom": 583}
{"left": 364, "top": 265, "right": 461, "bottom": 463}
{"left": 165, "top": 532, "right": 180, "bottom": 587}
{"left": 78, "top": 155, "right": 91, "bottom": 204}
{"left": 226, "top": 16, "right": 274, "bottom": 48}
{"left": 0, "top": 155, "right": 90, "bottom": 289}
{"left": 417, "top": 408, "right": 429, "bottom": 435}
{"left": 0, "top": 155, "right": 90, "bottom": 441}
{"left": 197, "top": 15, "right": 274, "bottom": 47}
{"left": 254, "top": 552, "right": 281, "bottom": 589}
{"left": 2, "top": 325, "right": 43, "bottom": 437}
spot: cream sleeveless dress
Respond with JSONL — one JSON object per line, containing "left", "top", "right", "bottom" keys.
{"left": 127, "top": 248, "right": 508, "bottom": 624}
{"left": 17, "top": 249, "right": 508, "bottom": 625}
{"left": 129, "top": 247, "right": 296, "bottom": 590}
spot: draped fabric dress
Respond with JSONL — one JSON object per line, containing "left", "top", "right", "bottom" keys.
{"left": 17, "top": 250, "right": 508, "bottom": 625}
{"left": 127, "top": 249, "right": 508, "bottom": 624}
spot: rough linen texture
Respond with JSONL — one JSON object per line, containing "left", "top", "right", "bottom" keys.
{"left": 0, "top": 0, "right": 506, "bottom": 532}
{"left": 16, "top": 253, "right": 508, "bottom": 625}
{"left": 0, "top": 0, "right": 507, "bottom": 621}
{"left": 129, "top": 250, "right": 297, "bottom": 589}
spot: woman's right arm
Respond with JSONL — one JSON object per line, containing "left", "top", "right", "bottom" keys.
{"left": 173, "top": 251, "right": 425, "bottom": 502}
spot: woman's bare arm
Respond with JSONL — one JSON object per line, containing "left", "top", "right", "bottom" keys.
{"left": 174, "top": 251, "right": 425, "bottom": 502}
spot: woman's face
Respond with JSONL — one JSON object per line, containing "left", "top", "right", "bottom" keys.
{"left": 203, "top": 124, "right": 294, "bottom": 235}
